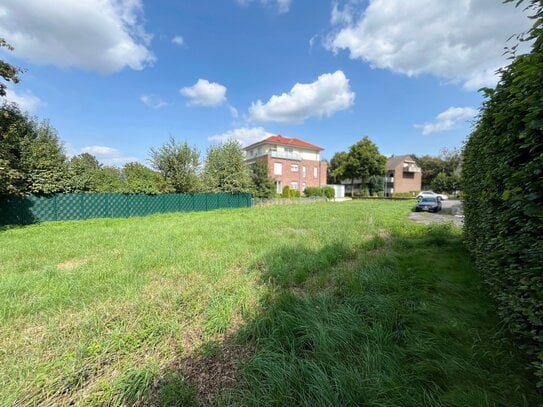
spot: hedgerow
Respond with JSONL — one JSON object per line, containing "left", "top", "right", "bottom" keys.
{"left": 463, "top": 0, "right": 543, "bottom": 386}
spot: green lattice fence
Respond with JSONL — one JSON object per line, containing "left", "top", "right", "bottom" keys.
{"left": 0, "top": 192, "right": 252, "bottom": 226}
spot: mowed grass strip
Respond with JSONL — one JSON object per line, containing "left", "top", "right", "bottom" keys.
{"left": 0, "top": 201, "right": 538, "bottom": 406}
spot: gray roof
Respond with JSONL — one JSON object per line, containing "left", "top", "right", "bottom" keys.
{"left": 386, "top": 155, "right": 417, "bottom": 171}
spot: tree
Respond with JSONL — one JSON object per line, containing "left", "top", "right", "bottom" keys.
{"left": 67, "top": 153, "right": 101, "bottom": 192}
{"left": 203, "top": 140, "right": 252, "bottom": 193}
{"left": 150, "top": 136, "right": 201, "bottom": 193}
{"left": 345, "top": 136, "right": 386, "bottom": 197}
{"left": 367, "top": 175, "right": 384, "bottom": 195}
{"left": 19, "top": 121, "right": 69, "bottom": 194}
{"left": 0, "top": 38, "right": 23, "bottom": 97}
{"left": 415, "top": 148, "right": 463, "bottom": 189}
{"left": 0, "top": 103, "right": 34, "bottom": 195}
{"left": 92, "top": 166, "right": 122, "bottom": 192}
{"left": 328, "top": 151, "right": 348, "bottom": 184}
{"left": 122, "top": 162, "right": 164, "bottom": 194}
{"left": 250, "top": 159, "right": 274, "bottom": 198}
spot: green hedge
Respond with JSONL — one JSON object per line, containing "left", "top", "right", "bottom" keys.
{"left": 463, "top": 4, "right": 543, "bottom": 386}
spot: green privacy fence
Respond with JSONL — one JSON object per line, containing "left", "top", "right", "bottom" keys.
{"left": 0, "top": 192, "right": 252, "bottom": 226}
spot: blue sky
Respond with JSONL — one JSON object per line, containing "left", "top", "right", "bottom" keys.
{"left": 0, "top": 0, "right": 533, "bottom": 165}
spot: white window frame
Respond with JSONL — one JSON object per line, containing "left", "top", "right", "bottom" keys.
{"left": 313, "top": 167, "right": 318, "bottom": 178}
{"left": 290, "top": 164, "right": 298, "bottom": 172}
{"left": 274, "top": 162, "right": 283, "bottom": 175}
{"left": 290, "top": 182, "right": 298, "bottom": 190}
{"left": 302, "top": 166, "right": 306, "bottom": 177}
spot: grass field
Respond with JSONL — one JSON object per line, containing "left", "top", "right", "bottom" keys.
{"left": 0, "top": 201, "right": 538, "bottom": 406}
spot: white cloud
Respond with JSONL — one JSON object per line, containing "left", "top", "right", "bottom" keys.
{"left": 171, "top": 35, "right": 184, "bottom": 46}
{"left": 249, "top": 70, "right": 355, "bottom": 124}
{"left": 415, "top": 106, "right": 477, "bottom": 135}
{"left": 3, "top": 88, "right": 41, "bottom": 112}
{"left": 140, "top": 94, "right": 168, "bottom": 108}
{"left": 0, "top": 0, "right": 155, "bottom": 73}
{"left": 180, "top": 79, "right": 227, "bottom": 107}
{"left": 208, "top": 127, "right": 273, "bottom": 146}
{"left": 75, "top": 145, "right": 138, "bottom": 166}
{"left": 327, "top": 0, "right": 533, "bottom": 90}
{"left": 235, "top": 0, "right": 292, "bottom": 14}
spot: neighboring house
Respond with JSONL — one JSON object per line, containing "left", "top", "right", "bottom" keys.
{"left": 385, "top": 155, "right": 422, "bottom": 196}
{"left": 340, "top": 154, "right": 422, "bottom": 196}
{"left": 244, "top": 135, "right": 328, "bottom": 194}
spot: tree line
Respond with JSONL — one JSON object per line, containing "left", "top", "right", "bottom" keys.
{"left": 0, "top": 103, "right": 275, "bottom": 198}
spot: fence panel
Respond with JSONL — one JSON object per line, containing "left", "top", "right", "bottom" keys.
{"left": 0, "top": 192, "right": 252, "bottom": 226}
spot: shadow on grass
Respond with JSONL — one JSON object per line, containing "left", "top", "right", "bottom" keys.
{"left": 135, "top": 224, "right": 538, "bottom": 407}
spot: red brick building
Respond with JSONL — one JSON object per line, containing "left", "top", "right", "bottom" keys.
{"left": 385, "top": 155, "right": 422, "bottom": 196}
{"left": 244, "top": 135, "right": 328, "bottom": 194}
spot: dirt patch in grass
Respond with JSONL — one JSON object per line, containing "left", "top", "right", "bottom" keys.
{"left": 57, "top": 258, "right": 88, "bottom": 270}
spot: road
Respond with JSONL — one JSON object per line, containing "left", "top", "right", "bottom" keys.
{"left": 409, "top": 199, "right": 464, "bottom": 226}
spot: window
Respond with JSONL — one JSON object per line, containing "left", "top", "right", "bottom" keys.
{"left": 302, "top": 166, "right": 306, "bottom": 177}
{"left": 276, "top": 181, "right": 282, "bottom": 193}
{"left": 290, "top": 164, "right": 298, "bottom": 172}
{"left": 286, "top": 147, "right": 293, "bottom": 153}
{"left": 313, "top": 167, "right": 318, "bottom": 178}
{"left": 274, "top": 162, "right": 282, "bottom": 175}
{"left": 302, "top": 182, "right": 306, "bottom": 190}
{"left": 290, "top": 182, "right": 298, "bottom": 190}
{"left": 257, "top": 147, "right": 262, "bottom": 156}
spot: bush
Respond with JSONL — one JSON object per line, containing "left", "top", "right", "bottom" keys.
{"left": 391, "top": 192, "right": 413, "bottom": 198}
{"left": 463, "top": 4, "right": 543, "bottom": 386}
{"left": 322, "top": 186, "right": 335, "bottom": 199}
{"left": 289, "top": 189, "right": 301, "bottom": 198}
{"left": 281, "top": 185, "right": 290, "bottom": 198}
{"left": 303, "top": 186, "right": 324, "bottom": 197}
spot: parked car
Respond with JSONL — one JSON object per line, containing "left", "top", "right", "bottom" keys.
{"left": 416, "top": 191, "right": 448, "bottom": 201}
{"left": 415, "top": 196, "right": 442, "bottom": 213}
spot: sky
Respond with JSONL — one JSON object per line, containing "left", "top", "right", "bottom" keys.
{"left": 0, "top": 0, "right": 534, "bottom": 166}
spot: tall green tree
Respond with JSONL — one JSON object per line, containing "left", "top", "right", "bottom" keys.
{"left": 19, "top": 121, "right": 69, "bottom": 194}
{"left": 328, "top": 151, "right": 348, "bottom": 184}
{"left": 203, "top": 140, "right": 252, "bottom": 193}
{"left": 67, "top": 153, "right": 101, "bottom": 192}
{"left": 345, "top": 136, "right": 386, "bottom": 197}
{"left": 150, "top": 136, "right": 201, "bottom": 193}
{"left": 250, "top": 159, "right": 275, "bottom": 198}
{"left": 122, "top": 162, "right": 164, "bottom": 194}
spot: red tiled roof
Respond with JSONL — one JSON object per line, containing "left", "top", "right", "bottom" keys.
{"left": 245, "top": 135, "right": 323, "bottom": 151}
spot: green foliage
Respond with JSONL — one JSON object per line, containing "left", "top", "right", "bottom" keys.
{"left": 150, "top": 136, "right": 201, "bottom": 193}
{"left": 430, "top": 172, "right": 461, "bottom": 194}
{"left": 415, "top": 148, "right": 462, "bottom": 190}
{"left": 367, "top": 175, "right": 384, "bottom": 195}
{"left": 67, "top": 153, "right": 101, "bottom": 192}
{"left": 322, "top": 186, "right": 335, "bottom": 199}
{"left": 391, "top": 192, "right": 414, "bottom": 198}
{"left": 344, "top": 136, "right": 386, "bottom": 197}
{"left": 463, "top": 0, "right": 543, "bottom": 386}
{"left": 282, "top": 185, "right": 290, "bottom": 198}
{"left": 328, "top": 151, "right": 348, "bottom": 184}
{"left": 0, "top": 38, "right": 22, "bottom": 98}
{"left": 250, "top": 159, "right": 274, "bottom": 198}
{"left": 303, "top": 186, "right": 324, "bottom": 197}
{"left": 122, "top": 162, "right": 164, "bottom": 194}
{"left": 203, "top": 140, "right": 252, "bottom": 193}
{"left": 0, "top": 104, "right": 69, "bottom": 195}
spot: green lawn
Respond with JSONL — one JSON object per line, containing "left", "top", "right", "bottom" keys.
{"left": 0, "top": 201, "right": 537, "bottom": 406}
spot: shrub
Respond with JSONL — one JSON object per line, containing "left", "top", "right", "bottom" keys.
{"left": 463, "top": 3, "right": 543, "bottom": 386}
{"left": 289, "top": 189, "right": 301, "bottom": 198}
{"left": 303, "top": 186, "right": 324, "bottom": 197}
{"left": 322, "top": 186, "right": 335, "bottom": 199}
{"left": 281, "top": 185, "right": 290, "bottom": 198}
{"left": 391, "top": 192, "right": 413, "bottom": 198}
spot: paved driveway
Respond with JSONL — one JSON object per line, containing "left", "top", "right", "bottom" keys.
{"left": 409, "top": 199, "right": 464, "bottom": 226}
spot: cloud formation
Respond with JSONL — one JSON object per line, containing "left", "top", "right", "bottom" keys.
{"left": 79, "top": 145, "right": 138, "bottom": 166}
{"left": 140, "top": 94, "right": 168, "bottom": 109}
{"left": 0, "top": 0, "right": 155, "bottom": 73}
{"left": 208, "top": 127, "right": 273, "bottom": 146}
{"left": 235, "top": 0, "right": 292, "bottom": 14}
{"left": 415, "top": 106, "right": 477, "bottom": 135}
{"left": 3, "top": 88, "right": 41, "bottom": 112}
{"left": 180, "top": 79, "right": 227, "bottom": 107}
{"left": 249, "top": 70, "right": 355, "bottom": 124}
{"left": 171, "top": 36, "right": 184, "bottom": 46}
{"left": 327, "top": 0, "right": 533, "bottom": 90}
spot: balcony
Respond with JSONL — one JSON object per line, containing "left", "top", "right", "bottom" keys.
{"left": 270, "top": 151, "right": 302, "bottom": 160}
{"left": 385, "top": 177, "right": 394, "bottom": 183}
{"left": 403, "top": 163, "right": 420, "bottom": 173}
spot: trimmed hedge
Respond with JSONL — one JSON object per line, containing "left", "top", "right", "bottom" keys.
{"left": 463, "top": 2, "right": 543, "bottom": 386}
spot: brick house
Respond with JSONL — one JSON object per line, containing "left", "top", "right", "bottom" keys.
{"left": 244, "top": 135, "right": 328, "bottom": 194}
{"left": 385, "top": 155, "right": 422, "bottom": 196}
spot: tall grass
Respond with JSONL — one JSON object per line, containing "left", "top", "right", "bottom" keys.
{"left": 0, "top": 201, "right": 538, "bottom": 405}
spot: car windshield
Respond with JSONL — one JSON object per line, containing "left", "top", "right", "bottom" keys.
{"left": 420, "top": 197, "right": 436, "bottom": 203}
